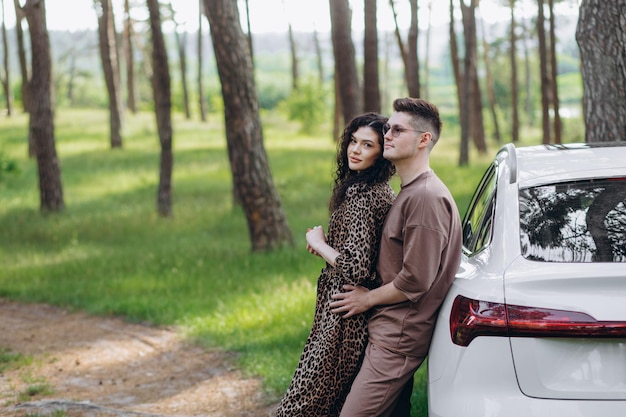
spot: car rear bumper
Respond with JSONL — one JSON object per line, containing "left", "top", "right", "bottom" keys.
{"left": 429, "top": 393, "right": 626, "bottom": 417}
{"left": 428, "top": 337, "right": 626, "bottom": 417}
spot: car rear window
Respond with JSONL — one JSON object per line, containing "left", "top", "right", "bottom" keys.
{"left": 519, "top": 178, "right": 626, "bottom": 262}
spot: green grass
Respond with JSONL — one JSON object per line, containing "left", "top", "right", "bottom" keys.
{"left": 0, "top": 108, "right": 493, "bottom": 413}
{"left": 0, "top": 348, "right": 33, "bottom": 373}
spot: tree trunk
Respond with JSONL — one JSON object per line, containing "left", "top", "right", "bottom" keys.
{"left": 333, "top": 71, "right": 343, "bottom": 140}
{"left": 423, "top": 0, "right": 433, "bottom": 99}
{"left": 509, "top": 0, "right": 519, "bottom": 143}
{"left": 96, "top": 0, "right": 123, "bottom": 148}
{"left": 389, "top": 0, "right": 419, "bottom": 98}
{"left": 363, "top": 0, "right": 380, "bottom": 113}
{"left": 405, "top": 0, "right": 420, "bottom": 98}
{"left": 329, "top": 0, "right": 360, "bottom": 124}
{"left": 390, "top": 0, "right": 407, "bottom": 80}
{"left": 548, "top": 0, "right": 561, "bottom": 144}
{"left": 66, "top": 54, "right": 76, "bottom": 103}
{"left": 23, "top": 0, "right": 64, "bottom": 212}
{"left": 13, "top": 0, "right": 29, "bottom": 115}
{"left": 450, "top": 0, "right": 467, "bottom": 165}
{"left": 522, "top": 18, "right": 534, "bottom": 127}
{"left": 146, "top": 0, "right": 173, "bottom": 217}
{"left": 480, "top": 17, "right": 501, "bottom": 143}
{"left": 203, "top": 0, "right": 293, "bottom": 251}
{"left": 197, "top": 0, "right": 207, "bottom": 122}
{"left": 576, "top": 0, "right": 626, "bottom": 143}
{"left": 123, "top": 0, "right": 136, "bottom": 114}
{"left": 313, "top": 29, "right": 324, "bottom": 85}
{"left": 287, "top": 21, "right": 299, "bottom": 91}
{"left": 537, "top": 0, "right": 551, "bottom": 144}
{"left": 1, "top": 0, "right": 12, "bottom": 116}
{"left": 243, "top": 0, "right": 253, "bottom": 61}
{"left": 460, "top": 0, "right": 486, "bottom": 155}
{"left": 173, "top": 23, "right": 191, "bottom": 119}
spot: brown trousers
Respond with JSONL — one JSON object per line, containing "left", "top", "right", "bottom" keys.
{"left": 339, "top": 343, "right": 425, "bottom": 417}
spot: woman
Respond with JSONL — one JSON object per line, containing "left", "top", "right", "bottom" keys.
{"left": 274, "top": 113, "right": 396, "bottom": 417}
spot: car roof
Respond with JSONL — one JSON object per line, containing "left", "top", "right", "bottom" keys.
{"left": 499, "top": 142, "right": 626, "bottom": 188}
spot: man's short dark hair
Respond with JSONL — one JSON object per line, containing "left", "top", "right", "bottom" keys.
{"left": 393, "top": 97, "right": 442, "bottom": 144}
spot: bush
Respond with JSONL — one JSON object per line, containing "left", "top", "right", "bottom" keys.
{"left": 0, "top": 151, "right": 19, "bottom": 181}
{"left": 278, "top": 78, "right": 330, "bottom": 134}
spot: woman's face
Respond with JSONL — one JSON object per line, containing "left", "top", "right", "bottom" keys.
{"left": 347, "top": 126, "right": 382, "bottom": 172}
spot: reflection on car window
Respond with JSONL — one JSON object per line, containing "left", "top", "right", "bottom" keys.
{"left": 462, "top": 164, "right": 497, "bottom": 254}
{"left": 519, "top": 178, "right": 626, "bottom": 262}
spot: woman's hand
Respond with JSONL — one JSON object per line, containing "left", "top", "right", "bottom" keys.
{"left": 306, "top": 226, "right": 325, "bottom": 257}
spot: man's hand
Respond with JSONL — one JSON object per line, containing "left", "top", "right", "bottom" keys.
{"left": 331, "top": 282, "right": 409, "bottom": 318}
{"left": 330, "top": 285, "right": 370, "bottom": 318}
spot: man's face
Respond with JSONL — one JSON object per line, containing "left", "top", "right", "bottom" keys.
{"left": 382, "top": 112, "right": 424, "bottom": 163}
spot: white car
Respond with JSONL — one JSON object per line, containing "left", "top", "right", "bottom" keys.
{"left": 428, "top": 142, "right": 626, "bottom": 417}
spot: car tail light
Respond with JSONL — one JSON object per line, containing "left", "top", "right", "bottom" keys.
{"left": 450, "top": 295, "right": 626, "bottom": 346}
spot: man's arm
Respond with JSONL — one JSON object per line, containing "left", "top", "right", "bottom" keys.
{"left": 329, "top": 283, "right": 408, "bottom": 318}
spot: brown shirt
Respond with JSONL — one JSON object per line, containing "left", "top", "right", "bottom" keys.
{"left": 368, "top": 170, "right": 462, "bottom": 357}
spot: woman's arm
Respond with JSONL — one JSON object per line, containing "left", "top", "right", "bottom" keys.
{"left": 306, "top": 225, "right": 340, "bottom": 267}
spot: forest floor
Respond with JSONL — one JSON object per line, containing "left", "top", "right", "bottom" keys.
{"left": 0, "top": 298, "right": 279, "bottom": 417}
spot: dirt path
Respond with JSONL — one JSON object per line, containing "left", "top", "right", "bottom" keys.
{"left": 0, "top": 298, "right": 279, "bottom": 417}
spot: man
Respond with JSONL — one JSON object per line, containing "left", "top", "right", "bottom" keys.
{"left": 330, "top": 97, "right": 462, "bottom": 416}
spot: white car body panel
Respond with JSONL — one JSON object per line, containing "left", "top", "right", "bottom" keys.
{"left": 505, "top": 260, "right": 626, "bottom": 399}
{"left": 428, "top": 143, "right": 626, "bottom": 416}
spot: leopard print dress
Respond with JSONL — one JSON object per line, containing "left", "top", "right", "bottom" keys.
{"left": 275, "top": 181, "right": 395, "bottom": 417}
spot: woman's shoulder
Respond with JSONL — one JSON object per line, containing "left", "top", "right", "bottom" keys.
{"left": 346, "top": 181, "right": 395, "bottom": 203}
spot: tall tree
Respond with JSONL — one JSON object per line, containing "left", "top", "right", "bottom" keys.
{"left": 330, "top": 0, "right": 361, "bottom": 125}
{"left": 537, "top": 0, "right": 551, "bottom": 144}
{"left": 422, "top": 0, "right": 434, "bottom": 99}
{"left": 547, "top": 0, "right": 561, "bottom": 144}
{"left": 22, "top": 0, "right": 64, "bottom": 212}
{"left": 1, "top": 0, "right": 12, "bottom": 116}
{"left": 166, "top": 3, "right": 191, "bottom": 119}
{"left": 243, "top": 0, "right": 253, "bottom": 60}
{"left": 95, "top": 0, "right": 123, "bottom": 148}
{"left": 508, "top": 0, "right": 519, "bottom": 143}
{"left": 281, "top": 0, "right": 299, "bottom": 91}
{"left": 147, "top": 0, "right": 173, "bottom": 217}
{"left": 313, "top": 28, "right": 324, "bottom": 85}
{"left": 203, "top": 0, "right": 293, "bottom": 251}
{"left": 197, "top": 0, "right": 207, "bottom": 122}
{"left": 576, "top": 0, "right": 626, "bottom": 142}
{"left": 363, "top": 0, "right": 380, "bottom": 112}
{"left": 284, "top": 0, "right": 299, "bottom": 91}
{"left": 13, "top": 0, "right": 30, "bottom": 116}
{"left": 390, "top": 0, "right": 420, "bottom": 98}
{"left": 459, "top": 0, "right": 487, "bottom": 165}
{"left": 521, "top": 16, "right": 534, "bottom": 126}
{"left": 449, "top": 0, "right": 466, "bottom": 164}
{"left": 480, "top": 16, "right": 501, "bottom": 143}
{"left": 123, "top": 0, "right": 137, "bottom": 114}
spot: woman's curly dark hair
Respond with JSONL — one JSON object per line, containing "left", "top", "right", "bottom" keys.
{"left": 329, "top": 112, "right": 395, "bottom": 212}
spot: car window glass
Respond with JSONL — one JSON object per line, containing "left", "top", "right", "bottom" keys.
{"left": 519, "top": 178, "right": 626, "bottom": 262}
{"left": 462, "top": 164, "right": 497, "bottom": 254}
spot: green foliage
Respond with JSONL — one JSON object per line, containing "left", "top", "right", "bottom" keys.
{"left": 258, "top": 83, "right": 291, "bottom": 110}
{"left": 279, "top": 78, "right": 331, "bottom": 134}
{"left": 0, "top": 151, "right": 19, "bottom": 180}
{"left": 0, "top": 109, "right": 492, "bottom": 413}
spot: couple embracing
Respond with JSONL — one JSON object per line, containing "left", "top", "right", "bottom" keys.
{"left": 274, "top": 97, "right": 462, "bottom": 417}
